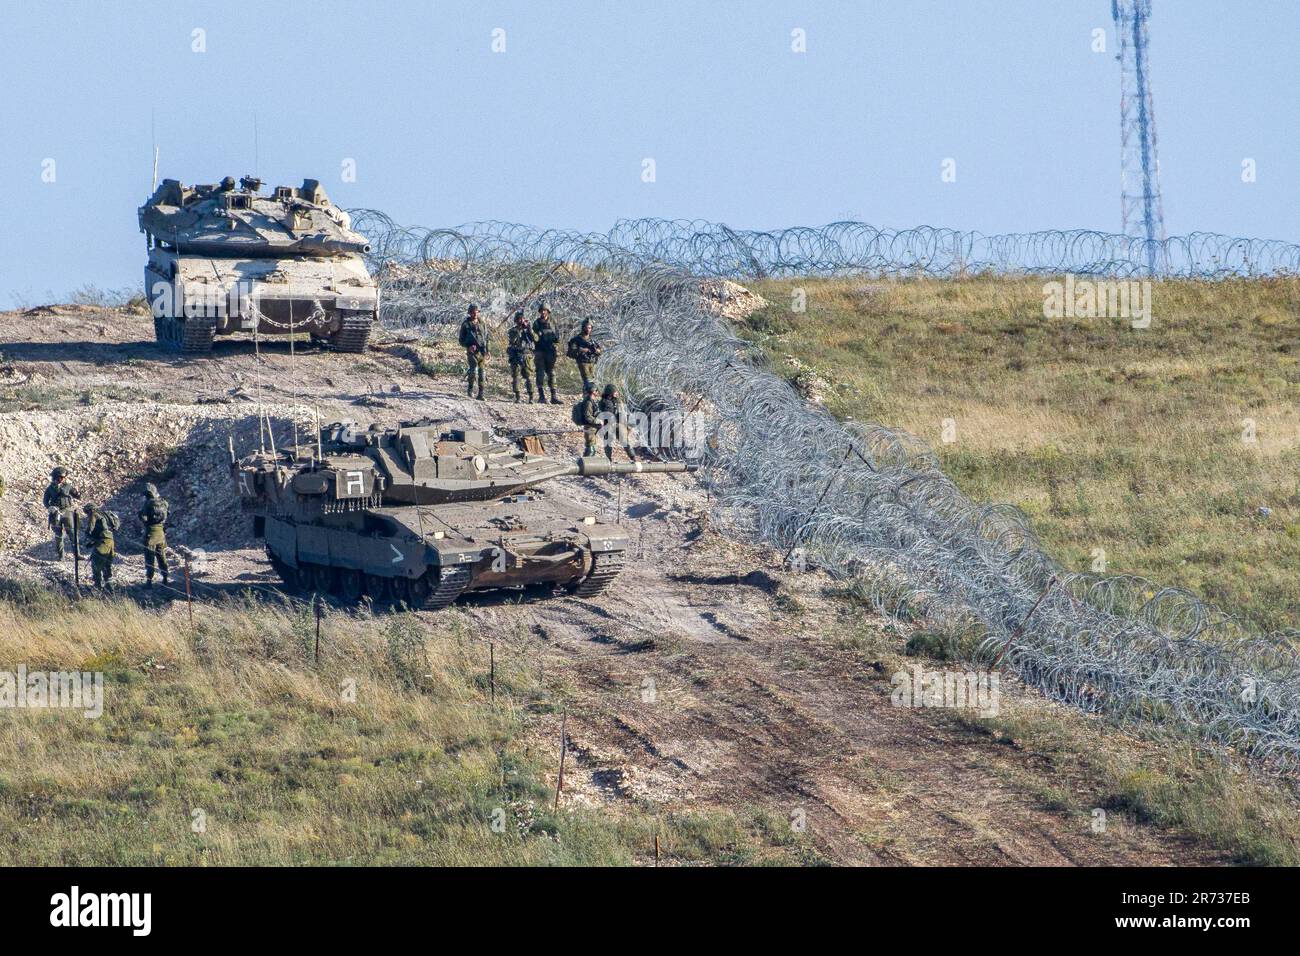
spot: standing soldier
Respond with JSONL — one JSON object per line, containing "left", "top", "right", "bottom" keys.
{"left": 82, "top": 503, "right": 117, "bottom": 591}
{"left": 532, "top": 303, "right": 561, "bottom": 405}
{"left": 138, "top": 483, "right": 170, "bottom": 588}
{"left": 42, "top": 466, "right": 81, "bottom": 560}
{"left": 458, "top": 304, "right": 489, "bottom": 400}
{"left": 506, "top": 310, "right": 537, "bottom": 403}
{"left": 573, "top": 384, "right": 602, "bottom": 457}
{"left": 599, "top": 383, "right": 638, "bottom": 462}
{"left": 567, "top": 319, "right": 602, "bottom": 394}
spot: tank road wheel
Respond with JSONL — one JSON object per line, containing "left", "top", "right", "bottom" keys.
{"left": 393, "top": 574, "right": 429, "bottom": 611}
{"left": 571, "top": 551, "right": 625, "bottom": 599}
{"left": 327, "top": 311, "right": 374, "bottom": 353}
{"left": 339, "top": 569, "right": 364, "bottom": 604}
{"left": 364, "top": 573, "right": 393, "bottom": 606}
{"left": 306, "top": 563, "right": 336, "bottom": 596}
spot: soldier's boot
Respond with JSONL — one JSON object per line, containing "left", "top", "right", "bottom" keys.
{"left": 549, "top": 387, "right": 560, "bottom": 405}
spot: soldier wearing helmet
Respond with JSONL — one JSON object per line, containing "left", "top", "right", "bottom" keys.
{"left": 41, "top": 466, "right": 81, "bottom": 560}
{"left": 81, "top": 503, "right": 117, "bottom": 591}
{"left": 458, "top": 303, "right": 490, "bottom": 400}
{"left": 138, "top": 482, "right": 170, "bottom": 588}
{"left": 532, "top": 302, "right": 561, "bottom": 404}
{"left": 506, "top": 310, "right": 537, "bottom": 403}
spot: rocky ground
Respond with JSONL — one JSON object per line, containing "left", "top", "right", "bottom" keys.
{"left": 0, "top": 303, "right": 1228, "bottom": 865}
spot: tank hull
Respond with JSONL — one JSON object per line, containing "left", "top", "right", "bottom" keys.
{"left": 257, "top": 492, "right": 629, "bottom": 609}
{"left": 145, "top": 252, "right": 378, "bottom": 353}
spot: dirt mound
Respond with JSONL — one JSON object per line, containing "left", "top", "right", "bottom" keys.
{"left": 0, "top": 404, "right": 310, "bottom": 558}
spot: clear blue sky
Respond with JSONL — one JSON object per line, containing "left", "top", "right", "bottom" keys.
{"left": 0, "top": 0, "right": 1295, "bottom": 302}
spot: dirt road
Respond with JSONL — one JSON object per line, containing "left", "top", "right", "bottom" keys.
{"left": 0, "top": 305, "right": 1225, "bottom": 864}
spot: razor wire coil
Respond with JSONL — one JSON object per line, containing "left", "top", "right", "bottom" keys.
{"left": 351, "top": 212, "right": 1300, "bottom": 769}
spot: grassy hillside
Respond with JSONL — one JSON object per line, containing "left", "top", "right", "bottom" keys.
{"left": 0, "top": 582, "right": 801, "bottom": 865}
{"left": 746, "top": 276, "right": 1300, "bottom": 632}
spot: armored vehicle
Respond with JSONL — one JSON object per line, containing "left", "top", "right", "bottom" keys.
{"left": 233, "top": 420, "right": 695, "bottom": 609}
{"left": 139, "top": 175, "right": 377, "bottom": 354}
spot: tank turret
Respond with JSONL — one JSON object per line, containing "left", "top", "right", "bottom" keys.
{"left": 234, "top": 420, "right": 696, "bottom": 609}
{"left": 139, "top": 176, "right": 378, "bottom": 354}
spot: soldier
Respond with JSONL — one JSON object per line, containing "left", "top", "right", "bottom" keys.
{"left": 599, "top": 383, "right": 638, "bottom": 462}
{"left": 41, "top": 466, "right": 81, "bottom": 560}
{"left": 458, "top": 304, "right": 489, "bottom": 400}
{"left": 82, "top": 503, "right": 117, "bottom": 591}
{"left": 574, "top": 384, "right": 602, "bottom": 457}
{"left": 506, "top": 310, "right": 537, "bottom": 403}
{"left": 138, "top": 483, "right": 170, "bottom": 588}
{"left": 567, "top": 319, "right": 602, "bottom": 394}
{"left": 532, "top": 303, "right": 561, "bottom": 405}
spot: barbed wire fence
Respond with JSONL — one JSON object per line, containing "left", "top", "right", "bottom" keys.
{"left": 351, "top": 212, "right": 1300, "bottom": 769}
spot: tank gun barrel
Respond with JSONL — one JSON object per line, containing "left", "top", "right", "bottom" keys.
{"left": 570, "top": 457, "right": 696, "bottom": 477}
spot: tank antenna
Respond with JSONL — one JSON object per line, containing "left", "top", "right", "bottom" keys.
{"left": 152, "top": 146, "right": 159, "bottom": 192}
{"left": 315, "top": 405, "right": 324, "bottom": 460}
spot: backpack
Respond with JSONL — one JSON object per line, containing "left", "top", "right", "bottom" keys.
{"left": 566, "top": 337, "right": 582, "bottom": 360}
{"left": 570, "top": 403, "right": 586, "bottom": 427}
{"left": 104, "top": 510, "right": 121, "bottom": 532}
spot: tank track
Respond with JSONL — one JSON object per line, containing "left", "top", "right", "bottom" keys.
{"left": 572, "top": 551, "right": 624, "bottom": 598}
{"left": 155, "top": 314, "right": 217, "bottom": 353}
{"left": 328, "top": 312, "right": 373, "bottom": 353}
{"left": 422, "top": 564, "right": 473, "bottom": 610}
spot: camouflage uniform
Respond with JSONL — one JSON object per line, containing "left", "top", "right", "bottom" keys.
{"left": 532, "top": 310, "right": 561, "bottom": 404}
{"left": 599, "top": 386, "right": 636, "bottom": 462}
{"left": 507, "top": 316, "right": 537, "bottom": 403}
{"left": 41, "top": 470, "right": 81, "bottom": 560}
{"left": 567, "top": 324, "right": 601, "bottom": 393}
{"left": 138, "top": 483, "right": 170, "bottom": 587}
{"left": 83, "top": 506, "right": 116, "bottom": 590}
{"left": 458, "top": 312, "right": 490, "bottom": 399}
{"left": 575, "top": 391, "right": 602, "bottom": 457}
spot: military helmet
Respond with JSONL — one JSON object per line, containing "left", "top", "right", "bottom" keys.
{"left": 467, "top": 303, "right": 479, "bottom": 315}
{"left": 602, "top": 383, "right": 616, "bottom": 399}
{"left": 219, "top": 175, "right": 236, "bottom": 190}
{"left": 537, "top": 301, "right": 549, "bottom": 313}
{"left": 582, "top": 319, "right": 593, "bottom": 331}
{"left": 585, "top": 383, "right": 599, "bottom": 396}
{"left": 514, "top": 309, "right": 525, "bottom": 321}
{"left": 51, "top": 466, "right": 67, "bottom": 480}
{"left": 144, "top": 482, "right": 160, "bottom": 498}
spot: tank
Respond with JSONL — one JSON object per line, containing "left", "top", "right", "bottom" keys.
{"left": 232, "top": 419, "right": 697, "bottom": 608}
{"left": 138, "top": 175, "right": 378, "bottom": 354}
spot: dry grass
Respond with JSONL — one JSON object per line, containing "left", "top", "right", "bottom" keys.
{"left": 744, "top": 276, "right": 1300, "bottom": 864}
{"left": 0, "top": 582, "right": 802, "bottom": 865}
{"left": 747, "top": 275, "right": 1300, "bottom": 630}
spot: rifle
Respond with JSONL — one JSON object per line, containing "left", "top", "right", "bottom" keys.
{"left": 72, "top": 510, "right": 81, "bottom": 588}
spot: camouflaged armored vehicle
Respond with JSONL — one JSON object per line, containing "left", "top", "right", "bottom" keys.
{"left": 233, "top": 420, "right": 695, "bottom": 608}
{"left": 139, "top": 175, "right": 377, "bottom": 353}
